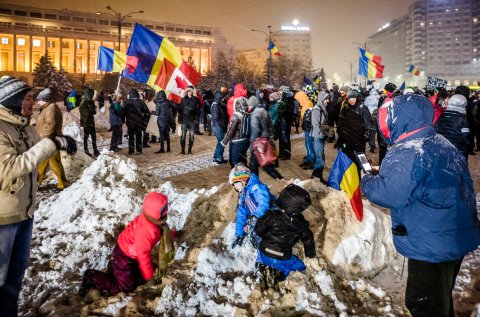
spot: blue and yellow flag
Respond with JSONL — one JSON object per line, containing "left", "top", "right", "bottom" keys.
{"left": 97, "top": 46, "right": 127, "bottom": 73}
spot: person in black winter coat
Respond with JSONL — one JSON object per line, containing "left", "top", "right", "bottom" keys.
{"left": 279, "top": 88, "right": 294, "bottom": 160}
{"left": 211, "top": 91, "right": 228, "bottom": 163}
{"left": 178, "top": 87, "right": 200, "bottom": 154}
{"left": 154, "top": 90, "right": 172, "bottom": 154}
{"left": 335, "top": 90, "right": 371, "bottom": 165}
{"left": 435, "top": 94, "right": 470, "bottom": 160}
{"left": 124, "top": 89, "right": 150, "bottom": 155}
{"left": 254, "top": 184, "right": 315, "bottom": 287}
{"left": 455, "top": 86, "right": 476, "bottom": 155}
{"left": 79, "top": 87, "right": 100, "bottom": 157}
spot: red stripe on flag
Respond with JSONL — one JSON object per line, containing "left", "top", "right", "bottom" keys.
{"left": 155, "top": 58, "right": 176, "bottom": 89}
{"left": 372, "top": 55, "right": 382, "bottom": 65}
{"left": 375, "top": 64, "right": 384, "bottom": 78}
{"left": 350, "top": 187, "right": 363, "bottom": 221}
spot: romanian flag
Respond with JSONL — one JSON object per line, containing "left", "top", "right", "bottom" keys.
{"left": 268, "top": 41, "right": 281, "bottom": 56}
{"left": 327, "top": 150, "right": 363, "bottom": 221}
{"left": 97, "top": 46, "right": 127, "bottom": 72}
{"left": 358, "top": 48, "right": 384, "bottom": 79}
{"left": 409, "top": 64, "right": 420, "bottom": 76}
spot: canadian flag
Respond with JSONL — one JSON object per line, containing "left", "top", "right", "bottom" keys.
{"left": 155, "top": 59, "right": 201, "bottom": 104}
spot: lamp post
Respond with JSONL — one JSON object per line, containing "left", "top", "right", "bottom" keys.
{"left": 251, "top": 26, "right": 282, "bottom": 85}
{"left": 97, "top": 5, "right": 144, "bottom": 51}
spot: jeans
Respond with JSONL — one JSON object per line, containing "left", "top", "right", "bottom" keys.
{"left": 181, "top": 122, "right": 195, "bottom": 146}
{"left": 0, "top": 218, "right": 34, "bottom": 317}
{"left": 304, "top": 130, "right": 315, "bottom": 164}
{"left": 312, "top": 137, "right": 325, "bottom": 170}
{"left": 110, "top": 125, "right": 121, "bottom": 150}
{"left": 212, "top": 126, "right": 225, "bottom": 161}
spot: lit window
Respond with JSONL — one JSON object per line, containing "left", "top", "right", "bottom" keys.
{"left": 17, "top": 38, "right": 25, "bottom": 46}
{"left": 420, "top": 22, "right": 425, "bottom": 26}
{"left": 429, "top": 22, "right": 433, "bottom": 25}
{"left": 32, "top": 39, "right": 40, "bottom": 47}
{"left": 474, "top": 48, "right": 477, "bottom": 52}
{"left": 1, "top": 37, "right": 8, "bottom": 44}
{"left": 474, "top": 18, "right": 478, "bottom": 23}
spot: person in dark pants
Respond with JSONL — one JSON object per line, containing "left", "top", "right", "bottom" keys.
{"left": 109, "top": 94, "right": 123, "bottom": 152}
{"left": 361, "top": 94, "right": 480, "bottom": 317}
{"left": 211, "top": 90, "right": 228, "bottom": 163}
{"left": 79, "top": 87, "right": 100, "bottom": 157}
{"left": 154, "top": 91, "right": 171, "bottom": 154}
{"left": 278, "top": 87, "right": 294, "bottom": 160}
{"left": 124, "top": 89, "right": 150, "bottom": 155}
{"left": 455, "top": 85, "right": 476, "bottom": 156}
{"left": 178, "top": 86, "right": 201, "bottom": 155}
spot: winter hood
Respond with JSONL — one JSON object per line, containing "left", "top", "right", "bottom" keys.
{"left": 82, "top": 87, "right": 94, "bottom": 101}
{"left": 156, "top": 90, "right": 167, "bottom": 103}
{"left": 446, "top": 94, "right": 467, "bottom": 114}
{"left": 316, "top": 91, "right": 329, "bottom": 105}
{"left": 378, "top": 94, "right": 434, "bottom": 145}
{"left": 213, "top": 91, "right": 223, "bottom": 104}
{"left": 233, "top": 84, "right": 247, "bottom": 98}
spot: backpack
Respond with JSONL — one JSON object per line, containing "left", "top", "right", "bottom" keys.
{"left": 302, "top": 108, "right": 312, "bottom": 130}
{"left": 317, "top": 106, "right": 330, "bottom": 135}
{"left": 240, "top": 113, "right": 251, "bottom": 139}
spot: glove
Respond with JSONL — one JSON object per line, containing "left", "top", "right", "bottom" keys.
{"left": 231, "top": 235, "right": 245, "bottom": 249}
{"left": 53, "top": 135, "right": 77, "bottom": 155}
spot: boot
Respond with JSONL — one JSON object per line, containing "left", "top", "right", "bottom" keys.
{"left": 188, "top": 143, "right": 193, "bottom": 155}
{"left": 180, "top": 141, "right": 186, "bottom": 155}
{"left": 166, "top": 140, "right": 171, "bottom": 152}
{"left": 311, "top": 167, "right": 328, "bottom": 185}
{"left": 155, "top": 142, "right": 165, "bottom": 154}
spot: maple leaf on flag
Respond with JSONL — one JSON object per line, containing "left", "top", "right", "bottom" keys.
{"left": 175, "top": 76, "right": 189, "bottom": 90}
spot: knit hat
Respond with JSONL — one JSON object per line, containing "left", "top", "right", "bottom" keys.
{"left": 37, "top": 88, "right": 54, "bottom": 102}
{"left": 143, "top": 192, "right": 169, "bottom": 220}
{"left": 228, "top": 163, "right": 251, "bottom": 185}
{"left": 247, "top": 96, "right": 260, "bottom": 110}
{"left": 274, "top": 184, "right": 311, "bottom": 215}
{"left": 347, "top": 90, "right": 359, "bottom": 99}
{"left": 0, "top": 77, "right": 31, "bottom": 113}
{"left": 128, "top": 89, "right": 140, "bottom": 100}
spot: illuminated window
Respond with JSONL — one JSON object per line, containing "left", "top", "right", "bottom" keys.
{"left": 32, "top": 39, "right": 40, "bottom": 47}
{"left": 17, "top": 38, "right": 25, "bottom": 46}
{"left": 1, "top": 37, "right": 8, "bottom": 44}
{"left": 76, "top": 42, "right": 83, "bottom": 49}
{"left": 48, "top": 40, "right": 55, "bottom": 48}
{"left": 17, "top": 51, "right": 26, "bottom": 71}
{"left": 0, "top": 51, "right": 10, "bottom": 71}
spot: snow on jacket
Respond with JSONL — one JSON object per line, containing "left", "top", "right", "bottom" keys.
{"left": 155, "top": 91, "right": 172, "bottom": 128}
{"left": 361, "top": 94, "right": 480, "bottom": 263}
{"left": 211, "top": 92, "right": 228, "bottom": 131}
{"left": 227, "top": 84, "right": 247, "bottom": 121}
{"left": 235, "top": 173, "right": 272, "bottom": 237}
{"left": 249, "top": 103, "right": 273, "bottom": 144}
{"left": 255, "top": 207, "right": 315, "bottom": 260}
{"left": 79, "top": 88, "right": 96, "bottom": 128}
{"left": 109, "top": 102, "right": 123, "bottom": 126}
{"left": 124, "top": 98, "right": 150, "bottom": 130}
{"left": 0, "top": 106, "right": 57, "bottom": 225}
{"left": 435, "top": 96, "right": 470, "bottom": 156}
{"left": 36, "top": 102, "right": 63, "bottom": 139}
{"left": 117, "top": 213, "right": 162, "bottom": 280}
{"left": 311, "top": 91, "right": 329, "bottom": 139}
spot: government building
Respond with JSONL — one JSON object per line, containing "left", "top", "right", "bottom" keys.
{"left": 0, "top": 3, "right": 232, "bottom": 84}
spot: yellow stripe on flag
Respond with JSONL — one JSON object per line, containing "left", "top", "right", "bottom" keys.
{"left": 112, "top": 50, "right": 127, "bottom": 73}
{"left": 339, "top": 163, "right": 360, "bottom": 199}
{"left": 147, "top": 37, "right": 183, "bottom": 87}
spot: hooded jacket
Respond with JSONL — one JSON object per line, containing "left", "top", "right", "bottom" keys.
{"left": 0, "top": 106, "right": 57, "bottom": 225}
{"left": 155, "top": 91, "right": 172, "bottom": 127}
{"left": 311, "top": 91, "right": 329, "bottom": 139}
{"left": 249, "top": 96, "right": 273, "bottom": 144}
{"left": 178, "top": 88, "right": 200, "bottom": 124}
{"left": 79, "top": 88, "right": 96, "bottom": 128}
{"left": 211, "top": 92, "right": 228, "bottom": 131}
{"left": 222, "top": 99, "right": 248, "bottom": 145}
{"left": 227, "top": 84, "right": 247, "bottom": 121}
{"left": 361, "top": 94, "right": 480, "bottom": 262}
{"left": 36, "top": 101, "right": 63, "bottom": 139}
{"left": 336, "top": 99, "right": 370, "bottom": 159}
{"left": 124, "top": 91, "right": 150, "bottom": 130}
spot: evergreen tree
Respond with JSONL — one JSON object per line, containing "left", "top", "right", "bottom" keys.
{"left": 33, "top": 53, "right": 72, "bottom": 101}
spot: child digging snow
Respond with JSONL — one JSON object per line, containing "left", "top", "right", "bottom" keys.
{"left": 79, "top": 192, "right": 174, "bottom": 296}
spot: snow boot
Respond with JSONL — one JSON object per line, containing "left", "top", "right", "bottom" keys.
{"left": 155, "top": 142, "right": 165, "bottom": 154}
{"left": 311, "top": 167, "right": 327, "bottom": 185}
{"left": 166, "top": 140, "right": 171, "bottom": 152}
{"left": 188, "top": 143, "right": 193, "bottom": 155}
{"left": 180, "top": 141, "right": 186, "bottom": 155}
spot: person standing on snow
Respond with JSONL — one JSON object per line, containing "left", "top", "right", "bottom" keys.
{"left": 295, "top": 91, "right": 315, "bottom": 170}
{"left": 124, "top": 89, "right": 150, "bottom": 155}
{"left": 154, "top": 90, "right": 172, "bottom": 154}
{"left": 222, "top": 97, "right": 250, "bottom": 167}
{"left": 178, "top": 86, "right": 200, "bottom": 155}
{"left": 361, "top": 94, "right": 480, "bottom": 317}
{"left": 35, "top": 88, "right": 68, "bottom": 191}
{"left": 79, "top": 87, "right": 100, "bottom": 157}
{"left": 0, "top": 77, "right": 76, "bottom": 317}
{"left": 109, "top": 94, "right": 124, "bottom": 152}
{"left": 211, "top": 89, "right": 228, "bottom": 164}
{"left": 80, "top": 192, "right": 174, "bottom": 296}
{"left": 310, "top": 91, "right": 329, "bottom": 183}
{"left": 364, "top": 89, "right": 380, "bottom": 153}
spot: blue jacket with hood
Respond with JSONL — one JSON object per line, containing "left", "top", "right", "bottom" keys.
{"left": 361, "top": 94, "right": 480, "bottom": 263}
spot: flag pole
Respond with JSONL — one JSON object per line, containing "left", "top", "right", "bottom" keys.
{"left": 115, "top": 75, "right": 122, "bottom": 95}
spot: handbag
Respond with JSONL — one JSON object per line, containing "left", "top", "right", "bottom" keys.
{"left": 252, "top": 137, "right": 277, "bottom": 167}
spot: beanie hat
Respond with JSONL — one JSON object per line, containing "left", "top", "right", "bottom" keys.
{"left": 228, "top": 163, "right": 251, "bottom": 185}
{"left": 37, "top": 88, "right": 54, "bottom": 102}
{"left": 234, "top": 97, "right": 248, "bottom": 113}
{"left": 128, "top": 89, "right": 140, "bottom": 100}
{"left": 274, "top": 184, "right": 312, "bottom": 215}
{"left": 143, "top": 192, "right": 169, "bottom": 220}
{"left": 0, "top": 77, "right": 31, "bottom": 113}
{"left": 347, "top": 90, "right": 359, "bottom": 99}
{"left": 247, "top": 96, "right": 260, "bottom": 110}
{"left": 384, "top": 83, "right": 397, "bottom": 93}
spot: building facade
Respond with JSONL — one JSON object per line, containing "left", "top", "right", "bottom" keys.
{"left": 0, "top": 3, "right": 232, "bottom": 83}
{"left": 236, "top": 48, "right": 267, "bottom": 73}
{"left": 272, "top": 29, "right": 311, "bottom": 68}
{"left": 367, "top": 0, "right": 480, "bottom": 87}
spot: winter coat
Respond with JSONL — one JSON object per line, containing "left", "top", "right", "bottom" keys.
{"left": 250, "top": 104, "right": 273, "bottom": 144}
{"left": 311, "top": 92, "right": 329, "bottom": 139}
{"left": 117, "top": 213, "right": 162, "bottom": 281}
{"left": 435, "top": 106, "right": 469, "bottom": 156}
{"left": 227, "top": 84, "right": 247, "bottom": 121}
{"left": 0, "top": 106, "right": 57, "bottom": 225}
{"left": 222, "top": 111, "right": 248, "bottom": 145}
{"left": 124, "top": 98, "right": 150, "bottom": 130}
{"left": 269, "top": 100, "right": 285, "bottom": 133}
{"left": 255, "top": 207, "right": 315, "bottom": 260}
{"left": 235, "top": 173, "right": 272, "bottom": 237}
{"left": 327, "top": 91, "right": 341, "bottom": 125}
{"left": 178, "top": 95, "right": 200, "bottom": 124}
{"left": 336, "top": 101, "right": 369, "bottom": 159}
{"left": 36, "top": 102, "right": 63, "bottom": 139}
{"left": 361, "top": 94, "right": 480, "bottom": 263}
{"left": 79, "top": 88, "right": 96, "bottom": 128}
{"left": 109, "top": 102, "right": 123, "bottom": 126}
{"left": 364, "top": 89, "right": 380, "bottom": 115}
{"left": 155, "top": 91, "right": 172, "bottom": 128}
{"left": 211, "top": 92, "right": 228, "bottom": 131}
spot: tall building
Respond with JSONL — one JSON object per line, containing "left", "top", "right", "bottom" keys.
{"left": 236, "top": 48, "right": 267, "bottom": 73}
{"left": 366, "top": 0, "right": 480, "bottom": 87}
{"left": 0, "top": 3, "right": 232, "bottom": 83}
{"left": 272, "top": 28, "right": 312, "bottom": 68}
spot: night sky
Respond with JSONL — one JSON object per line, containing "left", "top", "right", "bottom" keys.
{"left": 15, "top": 0, "right": 416, "bottom": 82}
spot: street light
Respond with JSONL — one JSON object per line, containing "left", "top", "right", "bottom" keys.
{"left": 97, "top": 5, "right": 144, "bottom": 51}
{"left": 251, "top": 26, "right": 283, "bottom": 85}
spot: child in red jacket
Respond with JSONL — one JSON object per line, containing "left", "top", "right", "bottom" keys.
{"left": 80, "top": 192, "right": 169, "bottom": 296}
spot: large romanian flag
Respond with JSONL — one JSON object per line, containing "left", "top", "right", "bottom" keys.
{"left": 97, "top": 46, "right": 127, "bottom": 72}
{"left": 268, "top": 41, "right": 281, "bottom": 56}
{"left": 327, "top": 150, "right": 363, "bottom": 221}
{"left": 358, "top": 48, "right": 384, "bottom": 79}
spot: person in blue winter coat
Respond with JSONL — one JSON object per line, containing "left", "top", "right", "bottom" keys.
{"left": 229, "top": 163, "right": 273, "bottom": 248}
{"left": 361, "top": 94, "right": 480, "bottom": 317}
